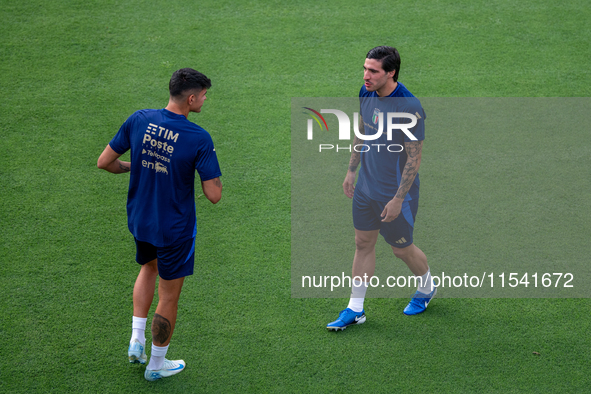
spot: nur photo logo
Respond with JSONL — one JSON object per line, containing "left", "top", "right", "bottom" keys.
{"left": 302, "top": 106, "right": 418, "bottom": 153}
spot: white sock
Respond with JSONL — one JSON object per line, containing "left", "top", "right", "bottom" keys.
{"left": 147, "top": 344, "right": 169, "bottom": 370}
{"left": 417, "top": 269, "right": 433, "bottom": 294}
{"left": 347, "top": 279, "right": 368, "bottom": 312}
{"left": 131, "top": 316, "right": 147, "bottom": 346}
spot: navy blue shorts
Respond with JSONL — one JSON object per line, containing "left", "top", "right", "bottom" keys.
{"left": 134, "top": 236, "right": 195, "bottom": 280}
{"left": 352, "top": 188, "right": 419, "bottom": 248}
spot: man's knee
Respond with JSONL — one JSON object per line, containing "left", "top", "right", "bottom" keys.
{"left": 158, "top": 291, "right": 181, "bottom": 305}
{"left": 355, "top": 233, "right": 377, "bottom": 251}
{"left": 158, "top": 277, "right": 185, "bottom": 304}
{"left": 392, "top": 243, "right": 414, "bottom": 260}
{"left": 141, "top": 259, "right": 158, "bottom": 274}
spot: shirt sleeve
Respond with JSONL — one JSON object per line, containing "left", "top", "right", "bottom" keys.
{"left": 109, "top": 113, "right": 134, "bottom": 154}
{"left": 195, "top": 133, "right": 222, "bottom": 182}
{"left": 403, "top": 99, "right": 426, "bottom": 142}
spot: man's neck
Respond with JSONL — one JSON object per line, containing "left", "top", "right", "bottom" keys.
{"left": 376, "top": 81, "right": 398, "bottom": 97}
{"left": 165, "top": 100, "right": 189, "bottom": 118}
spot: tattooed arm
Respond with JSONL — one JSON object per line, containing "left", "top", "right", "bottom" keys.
{"left": 343, "top": 115, "right": 364, "bottom": 198}
{"left": 395, "top": 140, "right": 423, "bottom": 200}
{"left": 97, "top": 144, "right": 131, "bottom": 174}
{"left": 201, "top": 177, "right": 222, "bottom": 204}
{"left": 380, "top": 140, "right": 423, "bottom": 222}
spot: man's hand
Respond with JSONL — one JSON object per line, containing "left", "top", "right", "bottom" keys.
{"left": 343, "top": 171, "right": 356, "bottom": 198}
{"left": 381, "top": 197, "right": 403, "bottom": 222}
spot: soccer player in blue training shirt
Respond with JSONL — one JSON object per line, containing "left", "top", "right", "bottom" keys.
{"left": 97, "top": 68, "right": 222, "bottom": 379}
{"left": 327, "top": 46, "right": 436, "bottom": 331}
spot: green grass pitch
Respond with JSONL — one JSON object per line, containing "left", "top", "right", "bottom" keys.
{"left": 1, "top": 0, "right": 590, "bottom": 392}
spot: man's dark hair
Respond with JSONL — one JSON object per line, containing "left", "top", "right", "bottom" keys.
{"left": 366, "top": 46, "right": 401, "bottom": 82}
{"left": 169, "top": 68, "right": 212, "bottom": 99}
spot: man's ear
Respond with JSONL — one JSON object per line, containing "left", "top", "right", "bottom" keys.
{"left": 186, "top": 93, "right": 195, "bottom": 105}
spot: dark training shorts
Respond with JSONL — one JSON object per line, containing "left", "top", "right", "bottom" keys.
{"left": 134, "top": 236, "right": 195, "bottom": 280}
{"left": 352, "top": 188, "right": 419, "bottom": 248}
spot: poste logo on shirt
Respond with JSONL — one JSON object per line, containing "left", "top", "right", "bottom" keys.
{"left": 303, "top": 107, "right": 417, "bottom": 153}
{"left": 140, "top": 123, "right": 180, "bottom": 175}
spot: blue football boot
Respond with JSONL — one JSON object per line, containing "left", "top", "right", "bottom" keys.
{"left": 327, "top": 308, "right": 366, "bottom": 331}
{"left": 403, "top": 286, "right": 437, "bottom": 315}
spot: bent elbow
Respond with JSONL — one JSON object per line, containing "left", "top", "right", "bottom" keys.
{"left": 203, "top": 179, "right": 222, "bottom": 204}
{"left": 207, "top": 188, "right": 222, "bottom": 204}
{"left": 97, "top": 158, "right": 107, "bottom": 170}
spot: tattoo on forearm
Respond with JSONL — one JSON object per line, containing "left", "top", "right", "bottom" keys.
{"left": 349, "top": 115, "right": 364, "bottom": 172}
{"left": 152, "top": 313, "right": 171, "bottom": 344}
{"left": 118, "top": 162, "right": 130, "bottom": 172}
{"left": 349, "top": 135, "right": 362, "bottom": 171}
{"left": 395, "top": 141, "right": 423, "bottom": 200}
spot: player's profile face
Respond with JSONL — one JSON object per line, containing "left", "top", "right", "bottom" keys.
{"left": 363, "top": 58, "right": 393, "bottom": 93}
{"left": 190, "top": 89, "right": 207, "bottom": 113}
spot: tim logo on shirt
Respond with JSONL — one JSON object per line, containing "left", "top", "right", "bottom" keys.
{"left": 141, "top": 122, "right": 177, "bottom": 175}
{"left": 142, "top": 123, "right": 178, "bottom": 155}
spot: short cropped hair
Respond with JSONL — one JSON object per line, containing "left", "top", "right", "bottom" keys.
{"left": 366, "top": 46, "right": 401, "bottom": 82}
{"left": 169, "top": 68, "right": 212, "bottom": 99}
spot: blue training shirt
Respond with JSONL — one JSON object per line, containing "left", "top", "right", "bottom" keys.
{"left": 109, "top": 108, "right": 222, "bottom": 247}
{"left": 356, "top": 82, "right": 426, "bottom": 202}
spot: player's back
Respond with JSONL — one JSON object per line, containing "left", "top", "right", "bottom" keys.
{"left": 111, "top": 108, "right": 218, "bottom": 247}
